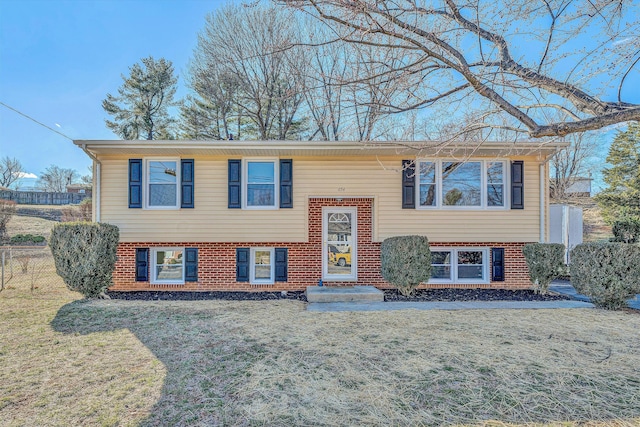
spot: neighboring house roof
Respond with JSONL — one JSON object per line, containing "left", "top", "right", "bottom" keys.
{"left": 74, "top": 140, "right": 568, "bottom": 158}
{"left": 565, "top": 177, "right": 592, "bottom": 195}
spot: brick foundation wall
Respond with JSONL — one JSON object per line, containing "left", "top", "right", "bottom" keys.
{"left": 111, "top": 198, "right": 533, "bottom": 291}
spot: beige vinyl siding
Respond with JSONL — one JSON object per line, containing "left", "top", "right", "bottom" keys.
{"left": 99, "top": 155, "right": 542, "bottom": 243}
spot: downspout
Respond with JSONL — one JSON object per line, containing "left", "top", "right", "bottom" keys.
{"left": 540, "top": 163, "right": 545, "bottom": 243}
{"left": 80, "top": 144, "right": 101, "bottom": 223}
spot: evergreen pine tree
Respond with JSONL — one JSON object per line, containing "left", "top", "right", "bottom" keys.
{"left": 102, "top": 56, "right": 178, "bottom": 140}
{"left": 595, "top": 123, "right": 640, "bottom": 223}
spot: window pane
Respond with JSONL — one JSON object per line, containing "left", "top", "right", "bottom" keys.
{"left": 487, "top": 162, "right": 504, "bottom": 207}
{"left": 150, "top": 184, "right": 177, "bottom": 206}
{"left": 458, "top": 251, "right": 483, "bottom": 265}
{"left": 487, "top": 162, "right": 504, "bottom": 184}
{"left": 458, "top": 265, "right": 484, "bottom": 279}
{"left": 431, "top": 251, "right": 451, "bottom": 264}
{"left": 149, "top": 161, "right": 177, "bottom": 184}
{"left": 487, "top": 184, "right": 504, "bottom": 206}
{"left": 442, "top": 162, "right": 481, "bottom": 206}
{"left": 431, "top": 266, "right": 451, "bottom": 279}
{"left": 457, "top": 251, "right": 484, "bottom": 280}
{"left": 155, "top": 250, "right": 183, "bottom": 281}
{"left": 247, "top": 184, "right": 274, "bottom": 206}
{"left": 253, "top": 250, "right": 273, "bottom": 281}
{"left": 430, "top": 251, "right": 452, "bottom": 280}
{"left": 419, "top": 162, "right": 436, "bottom": 207}
{"left": 327, "top": 213, "right": 351, "bottom": 242}
{"left": 148, "top": 161, "right": 177, "bottom": 207}
{"left": 248, "top": 162, "right": 274, "bottom": 184}
{"left": 156, "top": 264, "right": 184, "bottom": 280}
{"left": 255, "top": 265, "right": 272, "bottom": 280}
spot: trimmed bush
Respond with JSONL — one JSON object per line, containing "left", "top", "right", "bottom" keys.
{"left": 10, "top": 234, "right": 46, "bottom": 245}
{"left": 611, "top": 215, "right": 640, "bottom": 243}
{"left": 522, "top": 243, "right": 566, "bottom": 294}
{"left": 381, "top": 235, "right": 431, "bottom": 296}
{"left": 49, "top": 222, "right": 119, "bottom": 298}
{"left": 570, "top": 242, "right": 640, "bottom": 310}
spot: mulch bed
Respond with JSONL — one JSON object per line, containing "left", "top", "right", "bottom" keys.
{"left": 383, "top": 288, "right": 570, "bottom": 302}
{"left": 107, "top": 288, "right": 570, "bottom": 303}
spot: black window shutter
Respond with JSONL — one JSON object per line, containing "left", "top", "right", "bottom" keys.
{"left": 279, "top": 159, "right": 293, "bottom": 208}
{"left": 185, "top": 248, "right": 198, "bottom": 282}
{"left": 228, "top": 159, "right": 242, "bottom": 209}
{"left": 402, "top": 160, "right": 415, "bottom": 209}
{"left": 181, "top": 159, "right": 194, "bottom": 209}
{"left": 135, "top": 248, "right": 149, "bottom": 282}
{"left": 129, "top": 159, "right": 142, "bottom": 208}
{"left": 275, "top": 248, "right": 288, "bottom": 282}
{"left": 491, "top": 247, "right": 505, "bottom": 282}
{"left": 236, "top": 248, "right": 249, "bottom": 282}
{"left": 511, "top": 160, "right": 524, "bottom": 209}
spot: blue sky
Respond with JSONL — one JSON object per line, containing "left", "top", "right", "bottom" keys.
{"left": 0, "top": 0, "right": 224, "bottom": 183}
{"left": 0, "top": 0, "right": 638, "bottom": 190}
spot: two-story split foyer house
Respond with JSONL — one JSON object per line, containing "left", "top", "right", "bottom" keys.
{"left": 74, "top": 140, "right": 567, "bottom": 292}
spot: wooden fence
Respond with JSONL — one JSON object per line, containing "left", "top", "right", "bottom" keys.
{"left": 0, "top": 190, "right": 88, "bottom": 205}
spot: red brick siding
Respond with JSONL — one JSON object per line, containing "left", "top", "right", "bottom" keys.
{"left": 111, "top": 198, "right": 533, "bottom": 291}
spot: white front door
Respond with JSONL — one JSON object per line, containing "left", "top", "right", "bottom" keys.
{"left": 323, "top": 207, "right": 357, "bottom": 281}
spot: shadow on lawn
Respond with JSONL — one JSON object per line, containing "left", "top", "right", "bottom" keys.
{"left": 51, "top": 299, "right": 267, "bottom": 426}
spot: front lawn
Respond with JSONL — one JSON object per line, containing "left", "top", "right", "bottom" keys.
{"left": 1, "top": 280, "right": 639, "bottom": 426}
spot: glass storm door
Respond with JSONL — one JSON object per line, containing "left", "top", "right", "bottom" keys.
{"left": 323, "top": 207, "right": 357, "bottom": 281}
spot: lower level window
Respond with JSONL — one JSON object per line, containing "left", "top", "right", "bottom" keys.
{"left": 152, "top": 248, "right": 184, "bottom": 284}
{"left": 430, "top": 248, "right": 488, "bottom": 284}
{"left": 251, "top": 248, "right": 274, "bottom": 284}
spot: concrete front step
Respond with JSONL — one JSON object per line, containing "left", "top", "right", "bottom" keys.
{"left": 306, "top": 285, "right": 384, "bottom": 303}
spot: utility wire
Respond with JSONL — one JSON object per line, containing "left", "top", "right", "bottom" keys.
{"left": 0, "top": 101, "right": 74, "bottom": 141}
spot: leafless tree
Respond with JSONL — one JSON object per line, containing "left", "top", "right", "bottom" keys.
{"left": 0, "top": 156, "right": 23, "bottom": 189}
{"left": 550, "top": 133, "right": 598, "bottom": 200}
{"left": 282, "top": 0, "right": 640, "bottom": 138}
{"left": 189, "top": 4, "right": 307, "bottom": 140}
{"left": 37, "top": 165, "right": 77, "bottom": 193}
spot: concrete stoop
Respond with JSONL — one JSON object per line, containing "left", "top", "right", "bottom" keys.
{"left": 306, "top": 285, "right": 384, "bottom": 303}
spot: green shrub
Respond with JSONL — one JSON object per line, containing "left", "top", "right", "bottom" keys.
{"left": 522, "top": 243, "right": 566, "bottom": 294}
{"left": 49, "top": 222, "right": 119, "bottom": 298}
{"left": 10, "top": 234, "right": 46, "bottom": 244}
{"left": 381, "top": 235, "right": 431, "bottom": 296}
{"left": 570, "top": 242, "right": 640, "bottom": 310}
{"left": 611, "top": 215, "right": 640, "bottom": 243}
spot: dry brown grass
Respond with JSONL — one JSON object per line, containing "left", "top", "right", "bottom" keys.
{"left": 2, "top": 276, "right": 640, "bottom": 426}
{"left": 5, "top": 212, "right": 58, "bottom": 240}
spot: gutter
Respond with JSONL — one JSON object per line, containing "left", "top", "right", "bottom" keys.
{"left": 79, "top": 144, "right": 101, "bottom": 223}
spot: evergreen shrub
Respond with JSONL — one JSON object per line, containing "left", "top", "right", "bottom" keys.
{"left": 570, "top": 242, "right": 640, "bottom": 310}
{"left": 49, "top": 222, "right": 119, "bottom": 298}
{"left": 611, "top": 216, "right": 640, "bottom": 243}
{"left": 522, "top": 243, "right": 566, "bottom": 294}
{"left": 381, "top": 235, "right": 431, "bottom": 296}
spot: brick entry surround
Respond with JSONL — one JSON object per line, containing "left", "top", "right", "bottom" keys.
{"left": 111, "top": 197, "right": 532, "bottom": 291}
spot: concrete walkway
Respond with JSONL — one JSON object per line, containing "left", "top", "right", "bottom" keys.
{"left": 306, "top": 281, "right": 640, "bottom": 312}
{"left": 550, "top": 280, "right": 640, "bottom": 310}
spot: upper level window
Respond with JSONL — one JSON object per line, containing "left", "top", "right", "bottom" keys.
{"left": 147, "top": 159, "right": 179, "bottom": 208}
{"left": 245, "top": 160, "right": 277, "bottom": 209}
{"left": 417, "top": 160, "right": 506, "bottom": 209}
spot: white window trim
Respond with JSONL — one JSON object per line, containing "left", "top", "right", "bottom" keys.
{"left": 144, "top": 158, "right": 181, "bottom": 210}
{"left": 151, "top": 247, "right": 185, "bottom": 285}
{"left": 250, "top": 247, "right": 275, "bottom": 284}
{"left": 243, "top": 158, "right": 279, "bottom": 210}
{"left": 416, "top": 159, "right": 508, "bottom": 210}
{"left": 429, "top": 247, "right": 490, "bottom": 285}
